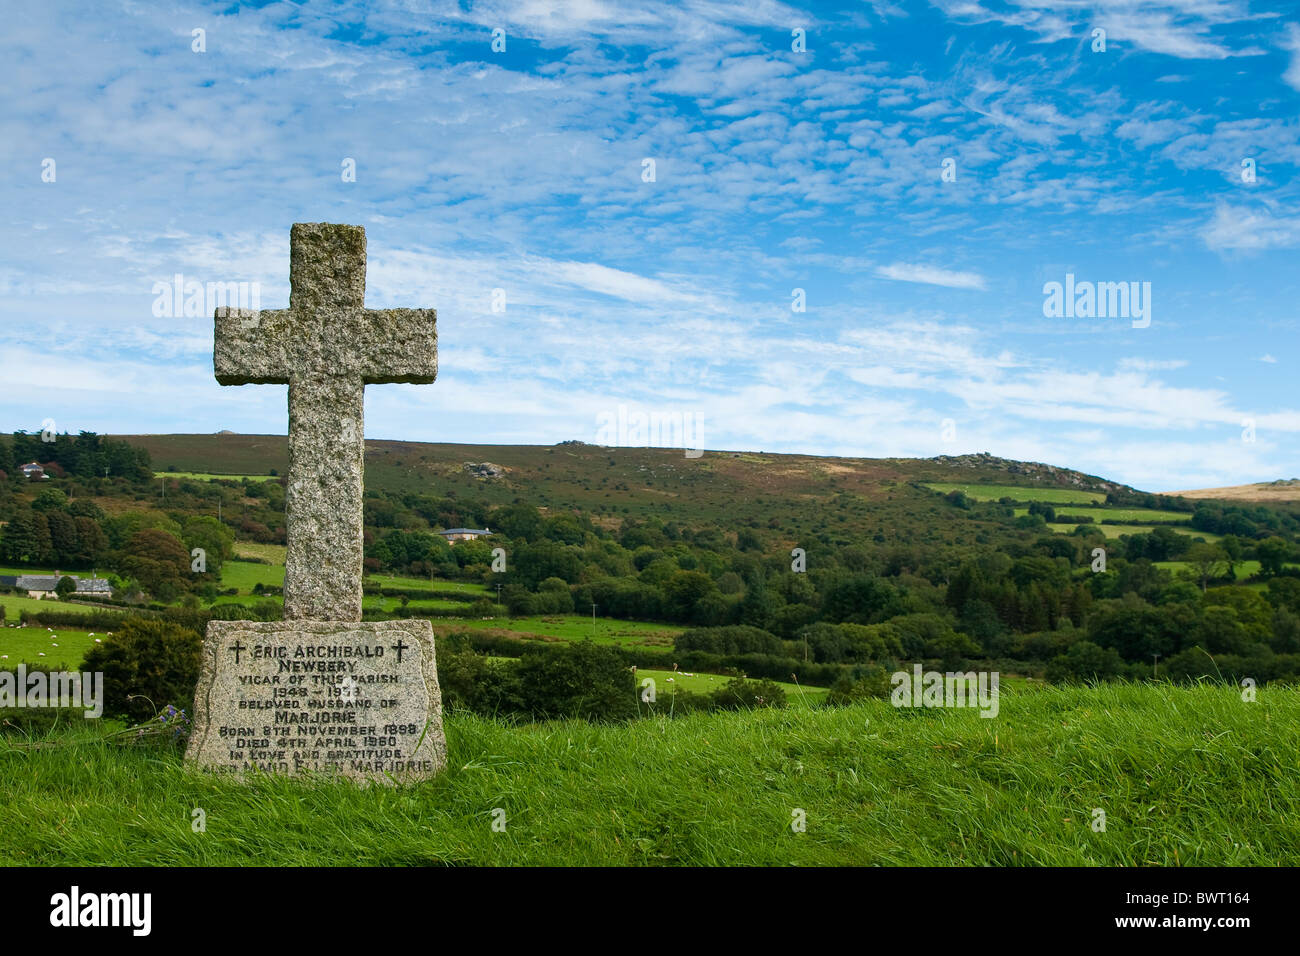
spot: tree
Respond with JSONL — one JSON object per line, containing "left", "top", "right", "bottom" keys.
{"left": 82, "top": 618, "right": 202, "bottom": 722}
{"left": 0, "top": 511, "right": 53, "bottom": 564}
{"left": 513, "top": 642, "right": 636, "bottom": 721}
{"left": 31, "top": 488, "right": 68, "bottom": 513}
{"left": 55, "top": 575, "right": 76, "bottom": 600}
{"left": 1045, "top": 640, "right": 1125, "bottom": 683}
{"left": 116, "top": 529, "right": 191, "bottom": 601}
{"left": 1185, "top": 543, "right": 1227, "bottom": 593}
{"left": 182, "top": 516, "right": 235, "bottom": 575}
{"left": 1256, "top": 537, "right": 1290, "bottom": 578}
{"left": 822, "top": 574, "right": 900, "bottom": 625}
{"left": 662, "top": 570, "right": 718, "bottom": 623}
{"left": 46, "top": 510, "right": 79, "bottom": 565}
{"left": 1221, "top": 535, "right": 1243, "bottom": 577}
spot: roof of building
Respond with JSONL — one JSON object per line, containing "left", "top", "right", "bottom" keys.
{"left": 6, "top": 574, "right": 112, "bottom": 593}
{"left": 437, "top": 528, "right": 493, "bottom": 536}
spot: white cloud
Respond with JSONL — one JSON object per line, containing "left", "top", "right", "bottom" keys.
{"left": 1201, "top": 204, "right": 1300, "bottom": 252}
{"left": 1118, "top": 357, "right": 1188, "bottom": 372}
{"left": 876, "top": 262, "right": 988, "bottom": 290}
{"left": 1282, "top": 23, "right": 1300, "bottom": 91}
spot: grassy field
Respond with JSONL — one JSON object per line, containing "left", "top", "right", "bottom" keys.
{"left": 1, "top": 682, "right": 1295, "bottom": 865}
{"left": 0, "top": 595, "right": 109, "bottom": 623}
{"left": 632, "top": 667, "right": 830, "bottom": 708}
{"left": 925, "top": 483, "right": 1105, "bottom": 505}
{"left": 1168, "top": 481, "right": 1300, "bottom": 503}
{"left": 155, "top": 472, "right": 279, "bottom": 482}
{"left": 218, "top": 559, "right": 284, "bottom": 591}
{"left": 362, "top": 596, "right": 470, "bottom": 612}
{"left": 1155, "top": 560, "right": 1264, "bottom": 576}
{"left": 1047, "top": 523, "right": 1220, "bottom": 540}
{"left": 1016, "top": 505, "right": 1189, "bottom": 524}
{"left": 232, "top": 543, "right": 287, "bottom": 565}
{"left": 366, "top": 574, "right": 489, "bottom": 595}
{"left": 433, "top": 614, "right": 681, "bottom": 650}
{"left": 0, "top": 626, "right": 103, "bottom": 667}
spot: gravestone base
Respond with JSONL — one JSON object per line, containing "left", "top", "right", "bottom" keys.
{"left": 186, "top": 619, "right": 446, "bottom": 785}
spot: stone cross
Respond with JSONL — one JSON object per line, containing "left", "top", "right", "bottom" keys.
{"left": 214, "top": 222, "right": 436, "bottom": 621}
{"left": 190, "top": 223, "right": 446, "bottom": 783}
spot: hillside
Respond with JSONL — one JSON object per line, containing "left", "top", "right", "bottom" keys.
{"left": 126, "top": 434, "right": 1143, "bottom": 544}
{"left": 1169, "top": 480, "right": 1300, "bottom": 503}
{"left": 10, "top": 428, "right": 1300, "bottom": 696}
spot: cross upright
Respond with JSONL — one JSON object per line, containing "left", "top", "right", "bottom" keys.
{"left": 213, "top": 223, "right": 436, "bottom": 621}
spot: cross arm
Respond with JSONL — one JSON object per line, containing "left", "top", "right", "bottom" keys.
{"left": 214, "top": 308, "right": 294, "bottom": 385}
{"left": 356, "top": 308, "right": 438, "bottom": 384}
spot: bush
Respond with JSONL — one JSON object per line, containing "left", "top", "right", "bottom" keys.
{"left": 826, "top": 666, "right": 893, "bottom": 705}
{"left": 708, "top": 677, "right": 787, "bottom": 710}
{"left": 436, "top": 646, "right": 523, "bottom": 716}
{"left": 676, "top": 624, "right": 783, "bottom": 657}
{"left": 1045, "top": 640, "right": 1125, "bottom": 684}
{"left": 514, "top": 641, "right": 637, "bottom": 721}
{"left": 0, "top": 664, "right": 88, "bottom": 735}
{"left": 81, "top": 618, "right": 202, "bottom": 722}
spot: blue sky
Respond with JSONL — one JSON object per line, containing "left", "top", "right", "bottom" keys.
{"left": 1, "top": 0, "right": 1297, "bottom": 492}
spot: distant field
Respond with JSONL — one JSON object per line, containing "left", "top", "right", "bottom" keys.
{"left": 925, "top": 483, "right": 1104, "bottom": 505}
{"left": 1017, "top": 505, "right": 1189, "bottom": 524}
{"left": 366, "top": 574, "right": 489, "bottom": 595}
{"left": 1168, "top": 482, "right": 1300, "bottom": 503}
{"left": 0, "top": 595, "right": 108, "bottom": 622}
{"left": 1048, "top": 523, "right": 1221, "bottom": 541}
{"left": 1154, "top": 560, "right": 1300, "bottom": 579}
{"left": 233, "top": 542, "right": 287, "bottom": 565}
{"left": 155, "top": 472, "right": 278, "bottom": 482}
{"left": 219, "top": 559, "right": 284, "bottom": 591}
{"left": 1155, "top": 560, "right": 1263, "bottom": 575}
{"left": 633, "top": 668, "right": 829, "bottom": 708}
{"left": 0, "top": 626, "right": 103, "bottom": 667}
{"left": 432, "top": 614, "right": 681, "bottom": 650}
{"left": 362, "top": 595, "right": 470, "bottom": 612}
{"left": 0, "top": 565, "right": 115, "bottom": 580}
{"left": 210, "top": 594, "right": 283, "bottom": 609}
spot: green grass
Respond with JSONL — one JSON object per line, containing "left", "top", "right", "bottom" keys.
{"left": 1156, "top": 560, "right": 1265, "bottom": 577}
{"left": 1047, "top": 524, "right": 1222, "bottom": 541}
{"left": 210, "top": 594, "right": 284, "bottom": 609}
{"left": 155, "top": 471, "right": 279, "bottom": 482}
{"left": 434, "top": 614, "right": 681, "bottom": 650}
{"left": 633, "top": 668, "right": 829, "bottom": 708}
{"left": 1016, "top": 505, "right": 1188, "bottom": 524}
{"left": 0, "top": 627, "right": 103, "bottom": 667}
{"left": 925, "top": 483, "right": 1105, "bottom": 505}
{"left": 0, "top": 564, "right": 63, "bottom": 578}
{"left": 218, "top": 559, "right": 284, "bottom": 591}
{"left": 1, "top": 682, "right": 1296, "bottom": 865}
{"left": 366, "top": 574, "right": 489, "bottom": 595}
{"left": 233, "top": 543, "right": 287, "bottom": 565}
{"left": 0, "top": 595, "right": 108, "bottom": 623}
{"left": 362, "top": 596, "right": 471, "bottom": 612}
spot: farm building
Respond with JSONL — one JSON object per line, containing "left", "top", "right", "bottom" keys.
{"left": 0, "top": 574, "right": 113, "bottom": 599}
{"left": 437, "top": 527, "right": 493, "bottom": 543}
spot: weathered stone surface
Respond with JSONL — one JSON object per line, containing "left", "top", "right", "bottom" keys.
{"left": 186, "top": 620, "right": 446, "bottom": 783}
{"left": 213, "top": 223, "right": 436, "bottom": 621}
{"left": 191, "top": 223, "right": 447, "bottom": 785}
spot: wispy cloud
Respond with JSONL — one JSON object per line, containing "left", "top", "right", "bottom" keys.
{"left": 876, "top": 262, "right": 989, "bottom": 290}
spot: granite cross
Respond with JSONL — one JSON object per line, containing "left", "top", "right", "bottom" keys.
{"left": 214, "top": 223, "right": 436, "bottom": 621}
